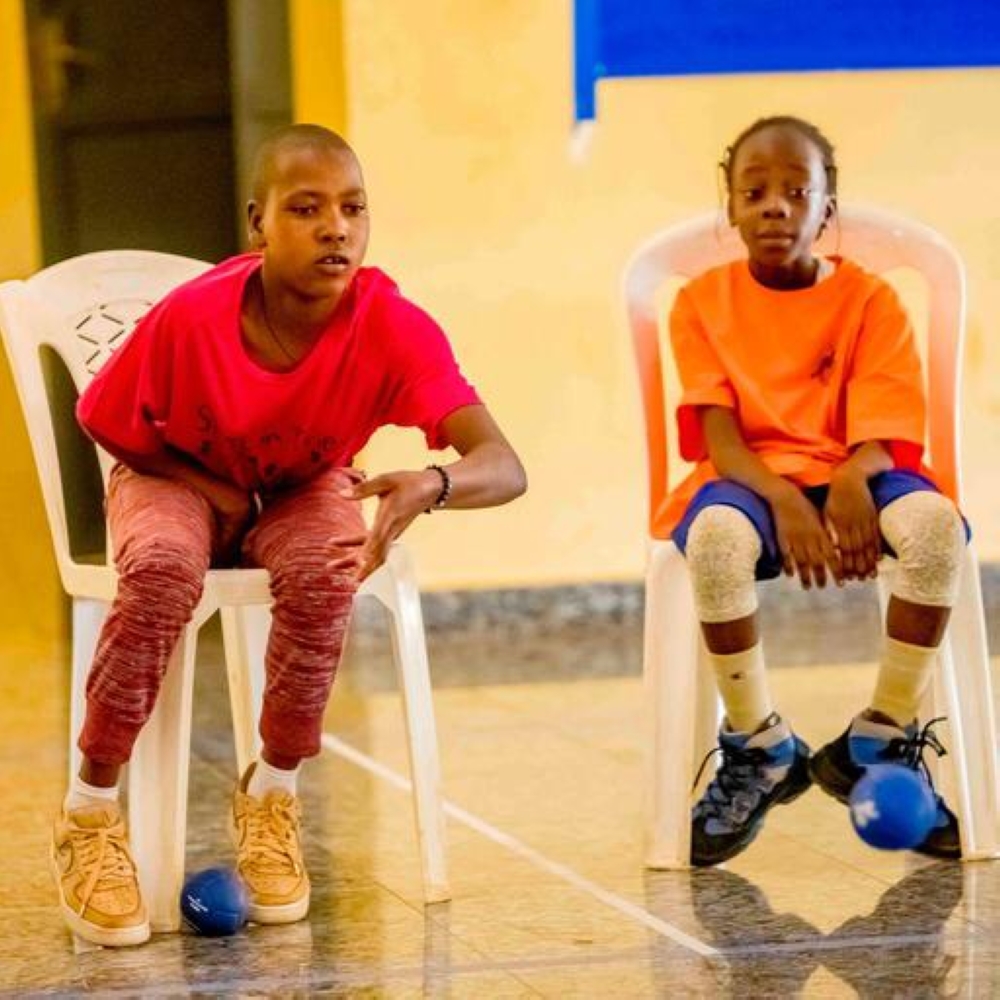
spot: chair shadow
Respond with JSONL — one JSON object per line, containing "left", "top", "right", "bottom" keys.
{"left": 643, "top": 861, "right": 965, "bottom": 997}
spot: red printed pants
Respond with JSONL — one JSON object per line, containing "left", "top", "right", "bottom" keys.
{"left": 79, "top": 464, "right": 367, "bottom": 765}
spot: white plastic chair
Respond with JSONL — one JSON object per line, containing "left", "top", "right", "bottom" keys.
{"left": 0, "top": 250, "right": 451, "bottom": 932}
{"left": 623, "top": 206, "right": 999, "bottom": 868}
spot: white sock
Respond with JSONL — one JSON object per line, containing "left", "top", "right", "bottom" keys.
{"left": 65, "top": 776, "right": 119, "bottom": 812}
{"left": 709, "top": 643, "right": 774, "bottom": 734}
{"left": 871, "top": 636, "right": 938, "bottom": 726}
{"left": 248, "top": 758, "right": 301, "bottom": 798}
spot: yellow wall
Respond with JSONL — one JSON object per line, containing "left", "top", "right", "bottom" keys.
{"left": 0, "top": 2, "right": 63, "bottom": 652}
{"left": 289, "top": 0, "right": 346, "bottom": 131}
{"left": 3, "top": 4, "right": 999, "bottom": 647}
{"left": 286, "top": 1, "right": 1000, "bottom": 588}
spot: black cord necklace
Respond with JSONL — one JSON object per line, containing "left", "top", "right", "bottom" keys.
{"left": 258, "top": 284, "right": 298, "bottom": 364}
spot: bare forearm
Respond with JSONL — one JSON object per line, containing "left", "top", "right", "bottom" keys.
{"left": 701, "top": 406, "right": 796, "bottom": 504}
{"left": 833, "top": 441, "right": 893, "bottom": 484}
{"left": 427, "top": 442, "right": 527, "bottom": 510}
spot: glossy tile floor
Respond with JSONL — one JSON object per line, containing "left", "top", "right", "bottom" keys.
{"left": 3, "top": 615, "right": 1000, "bottom": 998}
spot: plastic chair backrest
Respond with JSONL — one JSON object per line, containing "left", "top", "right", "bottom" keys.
{"left": 0, "top": 251, "right": 211, "bottom": 586}
{"left": 622, "top": 205, "right": 966, "bottom": 535}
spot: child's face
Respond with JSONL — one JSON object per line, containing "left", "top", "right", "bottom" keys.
{"left": 249, "top": 145, "right": 370, "bottom": 303}
{"left": 727, "top": 126, "right": 833, "bottom": 274}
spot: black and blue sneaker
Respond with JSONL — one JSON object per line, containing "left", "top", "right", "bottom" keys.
{"left": 809, "top": 714, "right": 960, "bottom": 859}
{"left": 691, "top": 713, "right": 813, "bottom": 867}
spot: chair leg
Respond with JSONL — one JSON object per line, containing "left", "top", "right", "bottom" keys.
{"left": 934, "top": 545, "right": 1000, "bottom": 860}
{"left": 366, "top": 546, "right": 450, "bottom": 903}
{"left": 69, "top": 598, "right": 109, "bottom": 784}
{"left": 128, "top": 625, "right": 199, "bottom": 932}
{"left": 220, "top": 605, "right": 269, "bottom": 777}
{"left": 644, "top": 542, "right": 719, "bottom": 869}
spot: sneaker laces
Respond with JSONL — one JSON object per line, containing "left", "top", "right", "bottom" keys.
{"left": 881, "top": 716, "right": 948, "bottom": 792}
{"left": 69, "top": 820, "right": 137, "bottom": 908}
{"left": 242, "top": 797, "right": 303, "bottom": 876}
{"left": 692, "top": 743, "right": 774, "bottom": 825}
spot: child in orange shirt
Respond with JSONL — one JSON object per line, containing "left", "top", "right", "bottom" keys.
{"left": 666, "top": 116, "right": 967, "bottom": 866}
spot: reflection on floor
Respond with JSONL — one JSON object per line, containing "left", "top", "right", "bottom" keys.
{"left": 3, "top": 616, "right": 1000, "bottom": 997}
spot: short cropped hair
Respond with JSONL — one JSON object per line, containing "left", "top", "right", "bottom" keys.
{"left": 250, "top": 124, "right": 357, "bottom": 203}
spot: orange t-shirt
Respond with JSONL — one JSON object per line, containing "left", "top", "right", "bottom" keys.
{"left": 654, "top": 257, "right": 927, "bottom": 538}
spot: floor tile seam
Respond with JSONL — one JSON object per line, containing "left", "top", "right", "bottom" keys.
{"left": 372, "top": 873, "right": 512, "bottom": 965}
{"left": 6, "top": 944, "right": 690, "bottom": 998}
{"left": 320, "top": 732, "right": 719, "bottom": 960}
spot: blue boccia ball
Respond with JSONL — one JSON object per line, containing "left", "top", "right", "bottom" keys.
{"left": 181, "top": 867, "right": 249, "bottom": 937}
{"left": 849, "top": 764, "right": 937, "bottom": 850}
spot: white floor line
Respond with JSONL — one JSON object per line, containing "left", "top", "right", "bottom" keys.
{"left": 320, "top": 733, "right": 718, "bottom": 959}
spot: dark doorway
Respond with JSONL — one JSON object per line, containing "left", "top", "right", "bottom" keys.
{"left": 24, "top": 0, "right": 292, "bottom": 265}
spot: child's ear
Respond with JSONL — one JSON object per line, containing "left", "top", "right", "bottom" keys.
{"left": 725, "top": 197, "right": 736, "bottom": 227}
{"left": 247, "top": 201, "right": 265, "bottom": 249}
{"left": 818, "top": 197, "right": 836, "bottom": 236}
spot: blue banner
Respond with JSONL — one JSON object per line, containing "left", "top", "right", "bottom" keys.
{"left": 574, "top": 1, "right": 1000, "bottom": 121}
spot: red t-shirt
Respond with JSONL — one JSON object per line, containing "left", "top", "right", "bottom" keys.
{"left": 77, "top": 254, "right": 480, "bottom": 492}
{"left": 655, "top": 257, "right": 928, "bottom": 537}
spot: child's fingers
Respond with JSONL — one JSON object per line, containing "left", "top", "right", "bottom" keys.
{"left": 852, "top": 523, "right": 876, "bottom": 578}
{"left": 338, "top": 474, "right": 392, "bottom": 501}
{"left": 326, "top": 531, "right": 373, "bottom": 574}
{"left": 792, "top": 543, "right": 814, "bottom": 589}
{"left": 840, "top": 528, "right": 860, "bottom": 578}
{"left": 822, "top": 537, "right": 844, "bottom": 585}
{"left": 358, "top": 535, "right": 392, "bottom": 581}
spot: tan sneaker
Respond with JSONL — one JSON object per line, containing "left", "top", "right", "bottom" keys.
{"left": 51, "top": 803, "right": 150, "bottom": 947}
{"left": 231, "top": 775, "right": 310, "bottom": 924}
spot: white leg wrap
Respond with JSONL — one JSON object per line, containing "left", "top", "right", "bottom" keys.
{"left": 685, "top": 505, "right": 761, "bottom": 623}
{"left": 711, "top": 644, "right": 773, "bottom": 733}
{"left": 879, "top": 491, "right": 965, "bottom": 607}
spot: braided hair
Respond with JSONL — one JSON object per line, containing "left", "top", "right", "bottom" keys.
{"left": 720, "top": 116, "right": 838, "bottom": 198}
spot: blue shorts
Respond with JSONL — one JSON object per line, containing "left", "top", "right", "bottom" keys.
{"left": 672, "top": 470, "right": 968, "bottom": 581}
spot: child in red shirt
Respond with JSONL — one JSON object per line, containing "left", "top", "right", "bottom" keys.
{"left": 53, "top": 124, "right": 527, "bottom": 946}
{"left": 667, "top": 116, "right": 966, "bottom": 867}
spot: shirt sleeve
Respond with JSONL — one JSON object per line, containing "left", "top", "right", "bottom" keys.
{"left": 846, "top": 282, "right": 926, "bottom": 469}
{"left": 380, "top": 296, "right": 481, "bottom": 450}
{"left": 75, "top": 297, "right": 174, "bottom": 459}
{"left": 669, "top": 286, "right": 736, "bottom": 462}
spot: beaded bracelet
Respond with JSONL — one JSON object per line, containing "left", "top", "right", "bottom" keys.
{"left": 425, "top": 464, "right": 452, "bottom": 512}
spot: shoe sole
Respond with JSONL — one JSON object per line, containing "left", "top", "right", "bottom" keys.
{"left": 913, "top": 839, "right": 961, "bottom": 860}
{"left": 248, "top": 894, "right": 311, "bottom": 925}
{"left": 49, "top": 849, "right": 151, "bottom": 947}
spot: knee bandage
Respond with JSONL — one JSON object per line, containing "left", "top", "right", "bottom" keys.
{"left": 879, "top": 491, "right": 965, "bottom": 607}
{"left": 685, "top": 505, "right": 761, "bottom": 623}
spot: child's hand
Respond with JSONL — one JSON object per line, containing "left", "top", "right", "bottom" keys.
{"left": 334, "top": 469, "right": 441, "bottom": 580}
{"left": 770, "top": 485, "right": 842, "bottom": 589}
{"left": 824, "top": 467, "right": 881, "bottom": 581}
